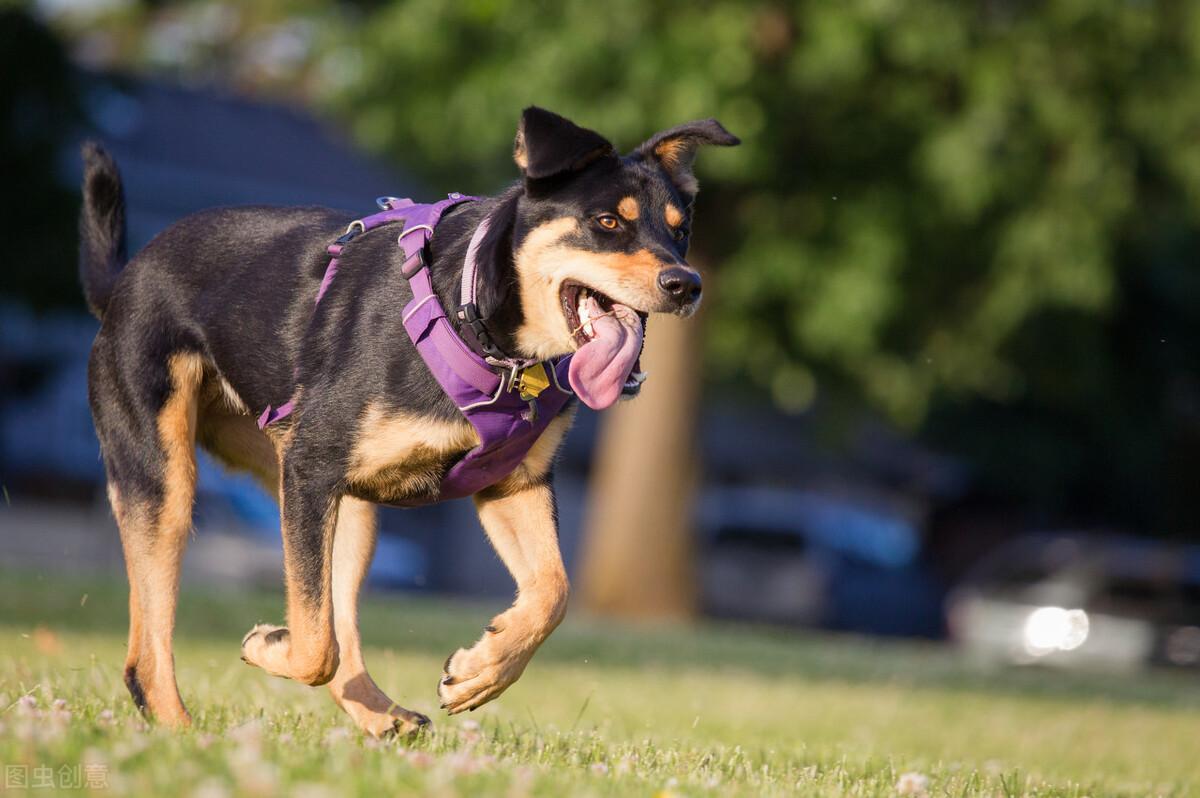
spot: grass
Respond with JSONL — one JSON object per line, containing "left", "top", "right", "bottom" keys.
{"left": 1, "top": 570, "right": 1198, "bottom": 796}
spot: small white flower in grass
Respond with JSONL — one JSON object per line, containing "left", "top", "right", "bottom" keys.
{"left": 49, "top": 698, "right": 72, "bottom": 725}
{"left": 17, "top": 694, "right": 37, "bottom": 715}
{"left": 896, "top": 771, "right": 930, "bottom": 796}
{"left": 97, "top": 709, "right": 115, "bottom": 727}
{"left": 590, "top": 762, "right": 609, "bottom": 776}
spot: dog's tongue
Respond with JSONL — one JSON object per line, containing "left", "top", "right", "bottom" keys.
{"left": 568, "top": 302, "right": 643, "bottom": 410}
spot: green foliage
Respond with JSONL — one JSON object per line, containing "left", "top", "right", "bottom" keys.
{"left": 321, "top": 0, "right": 1200, "bottom": 433}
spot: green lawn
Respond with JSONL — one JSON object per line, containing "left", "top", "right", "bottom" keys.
{"left": 1, "top": 570, "right": 1197, "bottom": 796}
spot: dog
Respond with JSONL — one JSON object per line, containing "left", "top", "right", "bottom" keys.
{"left": 80, "top": 106, "right": 737, "bottom": 736}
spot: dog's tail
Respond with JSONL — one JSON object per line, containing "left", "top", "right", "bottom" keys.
{"left": 79, "top": 141, "right": 128, "bottom": 320}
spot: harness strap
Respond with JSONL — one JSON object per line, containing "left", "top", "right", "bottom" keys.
{"left": 257, "top": 194, "right": 475, "bottom": 429}
{"left": 455, "top": 216, "right": 539, "bottom": 370}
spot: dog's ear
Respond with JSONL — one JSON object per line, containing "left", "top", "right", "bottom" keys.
{"left": 514, "top": 107, "right": 615, "bottom": 181}
{"left": 635, "top": 119, "right": 740, "bottom": 197}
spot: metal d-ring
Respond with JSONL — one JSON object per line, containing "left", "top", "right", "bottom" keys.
{"left": 397, "top": 224, "right": 435, "bottom": 243}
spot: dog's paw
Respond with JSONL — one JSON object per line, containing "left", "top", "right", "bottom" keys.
{"left": 332, "top": 670, "right": 433, "bottom": 738}
{"left": 240, "top": 623, "right": 291, "bottom": 677}
{"left": 437, "top": 618, "right": 536, "bottom": 714}
{"left": 358, "top": 706, "right": 432, "bottom": 739}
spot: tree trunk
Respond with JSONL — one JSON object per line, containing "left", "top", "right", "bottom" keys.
{"left": 577, "top": 311, "right": 703, "bottom": 620}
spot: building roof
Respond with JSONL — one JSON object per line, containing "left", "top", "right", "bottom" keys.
{"left": 73, "top": 75, "right": 417, "bottom": 248}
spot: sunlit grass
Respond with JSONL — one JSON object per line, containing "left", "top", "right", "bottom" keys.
{"left": 1, "top": 571, "right": 1197, "bottom": 796}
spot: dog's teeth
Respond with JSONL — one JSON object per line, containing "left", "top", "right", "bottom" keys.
{"left": 583, "top": 321, "right": 594, "bottom": 336}
{"left": 630, "top": 371, "right": 648, "bottom": 384}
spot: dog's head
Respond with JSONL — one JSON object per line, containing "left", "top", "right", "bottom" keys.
{"left": 502, "top": 107, "right": 738, "bottom": 408}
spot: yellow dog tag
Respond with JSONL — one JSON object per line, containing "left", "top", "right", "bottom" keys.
{"left": 516, "top": 362, "right": 551, "bottom": 401}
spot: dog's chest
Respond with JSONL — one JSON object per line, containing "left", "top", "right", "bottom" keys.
{"left": 343, "top": 406, "right": 479, "bottom": 505}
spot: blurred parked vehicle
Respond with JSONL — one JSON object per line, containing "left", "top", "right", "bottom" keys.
{"left": 947, "top": 534, "right": 1200, "bottom": 670}
{"left": 697, "top": 485, "right": 946, "bottom": 637}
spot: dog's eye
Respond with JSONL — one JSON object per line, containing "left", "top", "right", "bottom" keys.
{"left": 595, "top": 214, "right": 620, "bottom": 231}
{"left": 673, "top": 227, "right": 689, "bottom": 242}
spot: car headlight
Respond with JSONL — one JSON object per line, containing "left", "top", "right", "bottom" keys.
{"left": 1023, "top": 606, "right": 1089, "bottom": 656}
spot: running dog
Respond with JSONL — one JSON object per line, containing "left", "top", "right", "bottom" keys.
{"left": 80, "top": 107, "right": 737, "bottom": 736}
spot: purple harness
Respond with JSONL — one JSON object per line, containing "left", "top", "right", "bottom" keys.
{"left": 258, "top": 194, "right": 574, "bottom": 505}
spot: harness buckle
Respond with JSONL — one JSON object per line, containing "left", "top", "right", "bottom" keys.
{"left": 456, "top": 302, "right": 506, "bottom": 360}
{"left": 335, "top": 219, "right": 366, "bottom": 246}
{"left": 400, "top": 248, "right": 426, "bottom": 279}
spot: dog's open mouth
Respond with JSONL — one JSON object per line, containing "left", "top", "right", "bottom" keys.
{"left": 560, "top": 281, "right": 648, "bottom": 410}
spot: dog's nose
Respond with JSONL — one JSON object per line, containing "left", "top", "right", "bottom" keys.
{"left": 657, "top": 267, "right": 702, "bottom": 305}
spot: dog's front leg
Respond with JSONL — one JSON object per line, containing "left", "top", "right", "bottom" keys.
{"left": 241, "top": 457, "right": 340, "bottom": 686}
{"left": 439, "top": 481, "right": 568, "bottom": 713}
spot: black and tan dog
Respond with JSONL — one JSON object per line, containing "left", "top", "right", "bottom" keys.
{"left": 81, "top": 107, "right": 737, "bottom": 736}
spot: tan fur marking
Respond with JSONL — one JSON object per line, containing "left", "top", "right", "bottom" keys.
{"left": 654, "top": 138, "right": 690, "bottom": 170}
{"left": 654, "top": 139, "right": 700, "bottom": 194}
{"left": 117, "top": 352, "right": 204, "bottom": 728}
{"left": 513, "top": 131, "right": 529, "bottom": 170}
{"left": 325, "top": 497, "right": 428, "bottom": 736}
{"left": 664, "top": 203, "right": 684, "bottom": 228}
{"left": 348, "top": 405, "right": 480, "bottom": 478}
{"left": 197, "top": 413, "right": 279, "bottom": 493}
{"left": 513, "top": 218, "right": 674, "bottom": 359}
{"left": 344, "top": 404, "right": 480, "bottom": 501}
{"left": 440, "top": 482, "right": 568, "bottom": 713}
{"left": 617, "top": 196, "right": 640, "bottom": 221}
{"left": 243, "top": 494, "right": 340, "bottom": 686}
{"left": 217, "top": 378, "right": 250, "bottom": 414}
{"left": 156, "top": 354, "right": 202, "bottom": 538}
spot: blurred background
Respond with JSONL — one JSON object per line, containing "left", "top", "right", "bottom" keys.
{"left": 2, "top": 0, "right": 1199, "bottom": 673}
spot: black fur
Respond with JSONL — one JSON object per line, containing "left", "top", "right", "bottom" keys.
{"left": 123, "top": 665, "right": 147, "bottom": 713}
{"left": 515, "top": 107, "right": 615, "bottom": 181}
{"left": 79, "top": 141, "right": 128, "bottom": 318}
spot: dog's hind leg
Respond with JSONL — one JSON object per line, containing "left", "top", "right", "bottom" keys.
{"left": 318, "top": 497, "right": 430, "bottom": 737}
{"left": 240, "top": 450, "right": 341, "bottom": 686}
{"left": 438, "top": 480, "right": 569, "bottom": 713}
{"left": 98, "top": 353, "right": 203, "bottom": 728}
